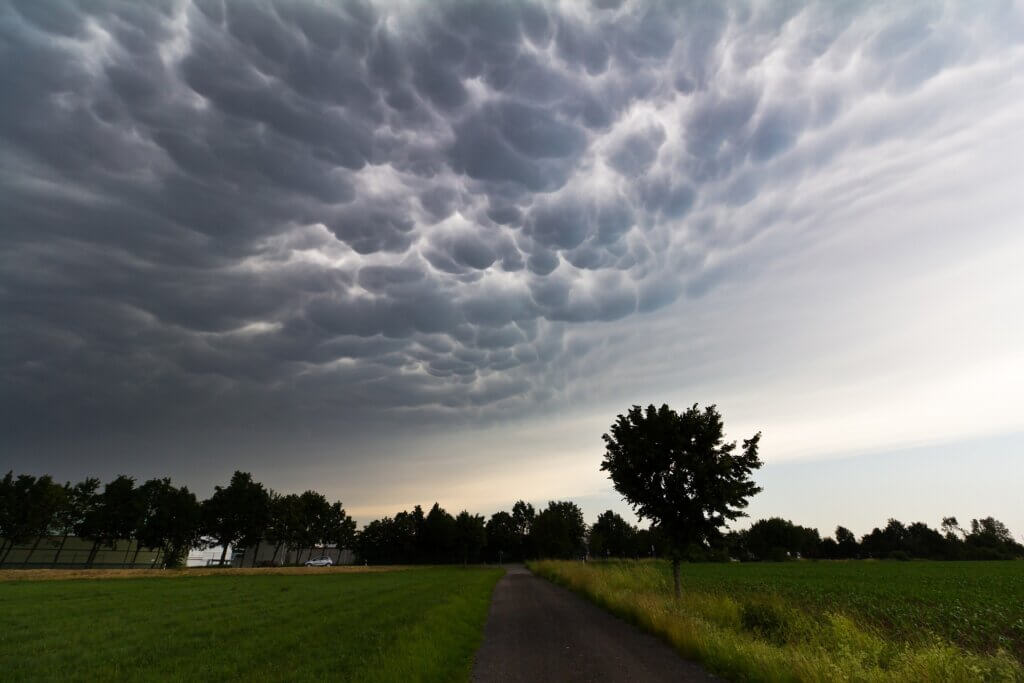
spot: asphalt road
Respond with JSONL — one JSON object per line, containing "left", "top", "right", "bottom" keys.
{"left": 472, "top": 565, "right": 717, "bottom": 682}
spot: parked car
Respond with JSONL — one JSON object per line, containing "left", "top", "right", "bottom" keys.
{"left": 304, "top": 556, "right": 333, "bottom": 567}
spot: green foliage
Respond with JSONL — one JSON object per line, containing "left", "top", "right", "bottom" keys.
{"left": 530, "top": 500, "right": 586, "bottom": 559}
{"left": 532, "top": 559, "right": 1023, "bottom": 681}
{"left": 601, "top": 403, "right": 762, "bottom": 594}
{"left": 136, "top": 479, "right": 203, "bottom": 568}
{"left": 0, "top": 568, "right": 502, "bottom": 681}
{"left": 201, "top": 471, "right": 271, "bottom": 564}
{"left": 588, "top": 510, "right": 639, "bottom": 558}
{"left": 454, "top": 511, "right": 486, "bottom": 564}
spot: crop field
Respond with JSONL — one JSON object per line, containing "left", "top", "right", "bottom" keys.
{"left": 532, "top": 559, "right": 1024, "bottom": 681}
{"left": 0, "top": 566, "right": 503, "bottom": 682}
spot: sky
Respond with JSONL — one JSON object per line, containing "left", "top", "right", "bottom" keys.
{"left": 2, "top": 0, "right": 1022, "bottom": 538}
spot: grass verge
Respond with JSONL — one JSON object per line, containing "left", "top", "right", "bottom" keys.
{"left": 0, "top": 566, "right": 503, "bottom": 682}
{"left": 530, "top": 559, "right": 1022, "bottom": 682}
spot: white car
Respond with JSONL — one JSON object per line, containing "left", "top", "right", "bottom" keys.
{"left": 304, "top": 556, "right": 333, "bottom": 567}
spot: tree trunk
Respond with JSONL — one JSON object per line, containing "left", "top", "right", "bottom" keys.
{"left": 271, "top": 542, "right": 282, "bottom": 565}
{"left": 87, "top": 540, "right": 100, "bottom": 568}
{"left": 130, "top": 544, "right": 142, "bottom": 568}
{"left": 672, "top": 557, "right": 681, "bottom": 599}
{"left": 22, "top": 536, "right": 43, "bottom": 566}
{"left": 251, "top": 540, "right": 261, "bottom": 568}
{"left": 0, "top": 540, "right": 14, "bottom": 567}
{"left": 151, "top": 547, "right": 162, "bottom": 568}
{"left": 53, "top": 533, "right": 69, "bottom": 567}
{"left": 122, "top": 542, "right": 133, "bottom": 568}
{"left": 219, "top": 542, "right": 229, "bottom": 567}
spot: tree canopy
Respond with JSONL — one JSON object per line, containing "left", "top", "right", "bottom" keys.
{"left": 601, "top": 403, "right": 763, "bottom": 596}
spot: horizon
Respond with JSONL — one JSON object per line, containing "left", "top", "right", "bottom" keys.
{"left": 2, "top": 1, "right": 1022, "bottom": 541}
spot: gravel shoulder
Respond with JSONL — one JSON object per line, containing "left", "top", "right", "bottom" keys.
{"left": 472, "top": 565, "right": 717, "bottom": 682}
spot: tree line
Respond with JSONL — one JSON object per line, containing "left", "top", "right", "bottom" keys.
{"left": 5, "top": 465, "right": 1019, "bottom": 571}
{"left": 0, "top": 470, "right": 354, "bottom": 568}
{"left": 582, "top": 510, "right": 1024, "bottom": 562}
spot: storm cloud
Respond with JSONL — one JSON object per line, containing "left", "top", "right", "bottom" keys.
{"left": 2, "top": 0, "right": 1023, "bottom": 455}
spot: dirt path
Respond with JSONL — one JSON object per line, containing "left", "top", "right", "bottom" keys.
{"left": 472, "top": 565, "right": 717, "bottom": 682}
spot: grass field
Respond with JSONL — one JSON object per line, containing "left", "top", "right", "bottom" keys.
{"left": 0, "top": 566, "right": 503, "bottom": 682}
{"left": 531, "top": 559, "right": 1024, "bottom": 681}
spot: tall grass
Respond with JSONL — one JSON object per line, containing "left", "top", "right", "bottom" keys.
{"left": 530, "top": 560, "right": 1021, "bottom": 682}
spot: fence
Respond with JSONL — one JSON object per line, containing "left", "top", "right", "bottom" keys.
{"left": 0, "top": 536, "right": 162, "bottom": 569}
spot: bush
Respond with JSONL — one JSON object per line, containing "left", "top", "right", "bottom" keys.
{"left": 740, "top": 600, "right": 792, "bottom": 644}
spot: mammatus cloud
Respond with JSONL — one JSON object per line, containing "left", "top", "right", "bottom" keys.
{"left": 2, "top": 0, "right": 1023, "bottom": 443}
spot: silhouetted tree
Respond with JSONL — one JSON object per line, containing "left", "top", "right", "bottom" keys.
{"left": 297, "top": 490, "right": 332, "bottom": 563}
{"left": 941, "top": 516, "right": 964, "bottom": 541}
{"left": 137, "top": 478, "right": 203, "bottom": 568}
{"left": 904, "top": 522, "right": 949, "bottom": 559}
{"left": 79, "top": 475, "right": 145, "bottom": 568}
{"left": 530, "top": 501, "right": 586, "bottom": 559}
{"left": 742, "top": 518, "right": 821, "bottom": 561}
{"left": 860, "top": 518, "right": 909, "bottom": 558}
{"left": 421, "top": 503, "right": 457, "bottom": 563}
{"left": 485, "top": 511, "right": 517, "bottom": 563}
{"left": 511, "top": 500, "right": 535, "bottom": 559}
{"left": 355, "top": 517, "right": 396, "bottom": 564}
{"left": 601, "top": 403, "right": 763, "bottom": 597}
{"left": 965, "top": 517, "right": 1023, "bottom": 559}
{"left": 51, "top": 478, "right": 100, "bottom": 566}
{"left": 835, "top": 526, "right": 859, "bottom": 559}
{"left": 202, "top": 471, "right": 270, "bottom": 566}
{"left": 588, "top": 510, "right": 637, "bottom": 558}
{"left": 0, "top": 473, "right": 65, "bottom": 567}
{"left": 454, "top": 511, "right": 486, "bottom": 564}
{"left": 324, "top": 501, "right": 356, "bottom": 560}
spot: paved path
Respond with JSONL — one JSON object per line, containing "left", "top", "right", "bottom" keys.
{"left": 472, "top": 565, "right": 717, "bottom": 682}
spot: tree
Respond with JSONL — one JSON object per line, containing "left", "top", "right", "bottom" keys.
{"left": 835, "top": 526, "right": 859, "bottom": 559}
{"left": 324, "top": 501, "right": 356, "bottom": 561}
{"left": 421, "top": 503, "right": 457, "bottom": 563}
{"left": 511, "top": 500, "right": 535, "bottom": 559}
{"left": 297, "top": 490, "right": 332, "bottom": 563}
{"left": 485, "top": 511, "right": 517, "bottom": 563}
{"left": 137, "top": 479, "right": 203, "bottom": 568}
{"left": 266, "top": 493, "right": 305, "bottom": 565}
{"left": 0, "top": 473, "right": 64, "bottom": 567}
{"left": 601, "top": 403, "right": 763, "bottom": 597}
{"left": 742, "top": 518, "right": 821, "bottom": 561}
{"left": 589, "top": 510, "right": 637, "bottom": 558}
{"left": 454, "top": 511, "right": 486, "bottom": 564}
{"left": 860, "top": 518, "right": 908, "bottom": 558}
{"left": 530, "top": 501, "right": 586, "bottom": 560}
{"left": 941, "top": 516, "right": 964, "bottom": 541}
{"left": 53, "top": 478, "right": 100, "bottom": 566}
{"left": 79, "top": 475, "right": 145, "bottom": 568}
{"left": 202, "top": 471, "right": 270, "bottom": 567}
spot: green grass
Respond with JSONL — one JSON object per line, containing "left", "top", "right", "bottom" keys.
{"left": 531, "top": 559, "right": 1023, "bottom": 682}
{"left": 0, "top": 567, "right": 503, "bottom": 682}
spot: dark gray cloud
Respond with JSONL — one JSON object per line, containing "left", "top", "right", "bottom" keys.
{"left": 2, "top": 0, "right": 1020, "bottom": 459}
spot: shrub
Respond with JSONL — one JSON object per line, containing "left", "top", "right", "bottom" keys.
{"left": 740, "top": 600, "right": 792, "bottom": 644}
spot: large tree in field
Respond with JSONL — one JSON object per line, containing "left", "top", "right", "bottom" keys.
{"left": 601, "top": 403, "right": 763, "bottom": 598}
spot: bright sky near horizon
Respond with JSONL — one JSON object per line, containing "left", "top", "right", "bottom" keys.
{"left": 2, "top": 1, "right": 1022, "bottom": 538}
